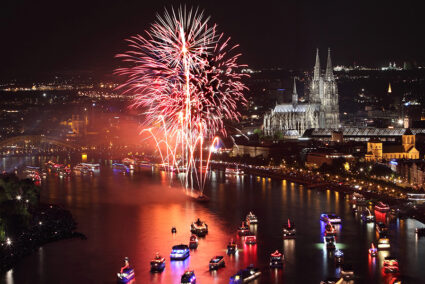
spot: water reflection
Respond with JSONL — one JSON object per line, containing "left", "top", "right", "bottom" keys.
{"left": 1, "top": 157, "right": 425, "bottom": 283}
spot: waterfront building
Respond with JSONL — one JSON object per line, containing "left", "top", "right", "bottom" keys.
{"left": 365, "top": 128, "right": 420, "bottom": 161}
{"left": 263, "top": 48, "right": 340, "bottom": 137}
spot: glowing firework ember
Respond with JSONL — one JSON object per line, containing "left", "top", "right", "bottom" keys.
{"left": 116, "top": 6, "right": 248, "bottom": 191}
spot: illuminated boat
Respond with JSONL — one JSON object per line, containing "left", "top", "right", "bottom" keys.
{"left": 369, "top": 243, "right": 378, "bottom": 256}
{"left": 340, "top": 265, "right": 354, "bottom": 280}
{"left": 209, "top": 256, "right": 225, "bottom": 270}
{"left": 117, "top": 268, "right": 135, "bottom": 283}
{"left": 189, "top": 235, "right": 198, "bottom": 249}
{"left": 190, "top": 218, "right": 208, "bottom": 236}
{"left": 246, "top": 212, "right": 258, "bottom": 225}
{"left": 320, "top": 277, "right": 344, "bottom": 284}
{"left": 334, "top": 249, "right": 344, "bottom": 264}
{"left": 324, "top": 235, "right": 336, "bottom": 250}
{"left": 150, "top": 253, "right": 165, "bottom": 272}
{"left": 227, "top": 239, "right": 238, "bottom": 255}
{"left": 375, "top": 201, "right": 390, "bottom": 213}
{"left": 383, "top": 257, "right": 399, "bottom": 274}
{"left": 245, "top": 235, "right": 256, "bottom": 245}
{"left": 269, "top": 250, "right": 284, "bottom": 268}
{"left": 283, "top": 219, "right": 296, "bottom": 239}
{"left": 237, "top": 222, "right": 250, "bottom": 236}
{"left": 170, "top": 244, "right": 190, "bottom": 260}
{"left": 377, "top": 237, "right": 390, "bottom": 249}
{"left": 351, "top": 192, "right": 366, "bottom": 205}
{"left": 112, "top": 163, "right": 129, "bottom": 172}
{"left": 225, "top": 167, "right": 243, "bottom": 175}
{"left": 325, "top": 223, "right": 337, "bottom": 236}
{"left": 320, "top": 213, "right": 330, "bottom": 223}
{"left": 327, "top": 214, "right": 342, "bottom": 224}
{"left": 229, "top": 265, "right": 261, "bottom": 283}
{"left": 181, "top": 270, "right": 196, "bottom": 284}
{"left": 361, "top": 209, "right": 375, "bottom": 222}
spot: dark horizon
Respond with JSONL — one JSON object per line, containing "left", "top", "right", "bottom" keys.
{"left": 2, "top": 0, "right": 424, "bottom": 79}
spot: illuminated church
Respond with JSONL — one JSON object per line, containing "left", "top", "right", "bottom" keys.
{"left": 263, "top": 48, "right": 340, "bottom": 137}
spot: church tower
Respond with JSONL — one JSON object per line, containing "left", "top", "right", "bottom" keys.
{"left": 292, "top": 77, "right": 298, "bottom": 108}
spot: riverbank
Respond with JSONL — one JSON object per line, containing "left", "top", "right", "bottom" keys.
{"left": 0, "top": 203, "right": 85, "bottom": 274}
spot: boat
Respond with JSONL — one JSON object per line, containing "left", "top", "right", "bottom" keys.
{"left": 320, "top": 277, "right": 344, "bottom": 284}
{"left": 340, "top": 265, "right": 354, "bottom": 280}
{"left": 117, "top": 268, "right": 135, "bottom": 283}
{"left": 369, "top": 243, "right": 378, "bottom": 257}
{"left": 334, "top": 249, "right": 344, "bottom": 264}
{"left": 150, "top": 253, "right": 165, "bottom": 272}
{"left": 283, "top": 219, "right": 296, "bottom": 239}
{"left": 171, "top": 227, "right": 177, "bottom": 234}
{"left": 327, "top": 214, "right": 342, "bottom": 224}
{"left": 383, "top": 257, "right": 399, "bottom": 274}
{"left": 227, "top": 239, "right": 238, "bottom": 255}
{"left": 170, "top": 244, "right": 190, "bottom": 260}
{"left": 375, "top": 201, "right": 390, "bottom": 212}
{"left": 229, "top": 265, "right": 261, "bottom": 283}
{"left": 181, "top": 270, "right": 196, "bottom": 284}
{"left": 320, "top": 213, "right": 330, "bottom": 223}
{"left": 246, "top": 212, "right": 258, "bottom": 225}
{"left": 361, "top": 209, "right": 375, "bottom": 222}
{"left": 351, "top": 192, "right": 366, "bottom": 205}
{"left": 209, "top": 256, "right": 225, "bottom": 270}
{"left": 376, "top": 222, "right": 388, "bottom": 235}
{"left": 112, "top": 163, "right": 130, "bottom": 172}
{"left": 377, "top": 237, "right": 390, "bottom": 249}
{"left": 190, "top": 219, "right": 208, "bottom": 236}
{"left": 269, "top": 250, "right": 284, "bottom": 268}
{"left": 225, "top": 166, "right": 243, "bottom": 175}
{"left": 237, "top": 222, "right": 250, "bottom": 236}
{"left": 324, "top": 235, "right": 336, "bottom": 250}
{"left": 189, "top": 235, "right": 198, "bottom": 249}
{"left": 324, "top": 223, "right": 337, "bottom": 236}
{"left": 245, "top": 235, "right": 256, "bottom": 245}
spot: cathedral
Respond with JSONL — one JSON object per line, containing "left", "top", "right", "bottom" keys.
{"left": 263, "top": 48, "right": 340, "bottom": 137}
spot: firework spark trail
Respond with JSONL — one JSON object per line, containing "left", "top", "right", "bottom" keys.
{"left": 116, "top": 6, "right": 248, "bottom": 191}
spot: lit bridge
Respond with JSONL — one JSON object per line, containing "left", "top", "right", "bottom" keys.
{"left": 0, "top": 135, "right": 79, "bottom": 151}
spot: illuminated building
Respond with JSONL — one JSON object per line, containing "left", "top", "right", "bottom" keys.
{"left": 263, "top": 48, "right": 340, "bottom": 137}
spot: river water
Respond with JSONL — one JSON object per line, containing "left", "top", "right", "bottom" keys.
{"left": 1, "top": 156, "right": 425, "bottom": 283}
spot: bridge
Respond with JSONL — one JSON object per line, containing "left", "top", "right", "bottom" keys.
{"left": 0, "top": 135, "right": 78, "bottom": 150}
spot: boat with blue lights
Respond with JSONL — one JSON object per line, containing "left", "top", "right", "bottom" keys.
{"left": 369, "top": 243, "right": 378, "bottom": 257}
{"left": 334, "top": 249, "right": 344, "bottom": 264}
{"left": 170, "top": 244, "right": 190, "bottom": 260}
{"left": 229, "top": 265, "right": 261, "bottom": 283}
{"left": 181, "top": 270, "right": 196, "bottom": 284}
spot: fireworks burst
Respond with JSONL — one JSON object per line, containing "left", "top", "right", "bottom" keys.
{"left": 116, "top": 6, "right": 248, "bottom": 191}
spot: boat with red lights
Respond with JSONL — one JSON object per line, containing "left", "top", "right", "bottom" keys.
{"left": 383, "top": 257, "right": 399, "bottom": 274}
{"left": 283, "top": 219, "right": 296, "bottom": 239}
{"left": 375, "top": 201, "right": 390, "bottom": 213}
{"left": 369, "top": 243, "right": 378, "bottom": 257}
{"left": 237, "top": 222, "right": 250, "bottom": 236}
{"left": 245, "top": 235, "right": 256, "bottom": 245}
{"left": 150, "top": 253, "right": 165, "bottom": 272}
{"left": 189, "top": 235, "right": 198, "bottom": 249}
{"left": 227, "top": 239, "right": 238, "bottom": 255}
{"left": 325, "top": 223, "right": 337, "bottom": 236}
{"left": 269, "top": 250, "right": 284, "bottom": 268}
{"left": 190, "top": 218, "right": 208, "bottom": 236}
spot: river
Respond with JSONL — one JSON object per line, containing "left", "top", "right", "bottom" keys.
{"left": 1, "top": 156, "right": 425, "bottom": 283}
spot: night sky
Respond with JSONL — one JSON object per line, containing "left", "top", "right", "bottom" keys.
{"left": 1, "top": 0, "right": 424, "bottom": 78}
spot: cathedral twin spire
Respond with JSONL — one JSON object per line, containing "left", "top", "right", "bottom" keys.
{"left": 313, "top": 48, "right": 334, "bottom": 81}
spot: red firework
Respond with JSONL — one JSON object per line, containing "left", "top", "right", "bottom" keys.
{"left": 115, "top": 6, "right": 248, "bottom": 138}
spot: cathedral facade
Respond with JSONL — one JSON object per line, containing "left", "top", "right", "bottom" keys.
{"left": 263, "top": 48, "right": 340, "bottom": 137}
